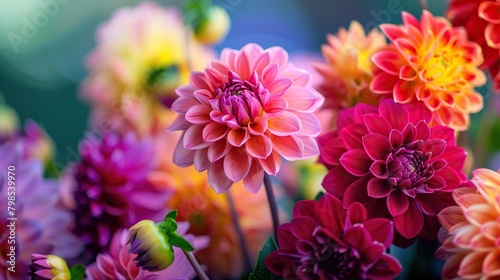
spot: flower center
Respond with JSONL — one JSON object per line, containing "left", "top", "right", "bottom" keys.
{"left": 300, "top": 234, "right": 360, "bottom": 279}
{"left": 214, "top": 71, "right": 264, "bottom": 126}
{"left": 386, "top": 141, "right": 431, "bottom": 190}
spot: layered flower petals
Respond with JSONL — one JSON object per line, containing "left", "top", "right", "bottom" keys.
{"left": 318, "top": 100, "right": 467, "bottom": 246}
{"left": 170, "top": 43, "right": 324, "bottom": 193}
{"left": 437, "top": 168, "right": 500, "bottom": 280}
{"left": 372, "top": 10, "right": 487, "bottom": 130}
{"left": 264, "top": 194, "right": 401, "bottom": 279}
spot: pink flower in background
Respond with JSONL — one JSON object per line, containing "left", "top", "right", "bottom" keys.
{"left": 81, "top": 1, "right": 214, "bottom": 136}
{"left": 170, "top": 43, "right": 324, "bottom": 193}
{"left": 264, "top": 193, "right": 401, "bottom": 279}
{"left": 436, "top": 168, "right": 500, "bottom": 279}
{"left": 0, "top": 119, "right": 55, "bottom": 165}
{"left": 68, "top": 133, "right": 170, "bottom": 262}
{"left": 318, "top": 99, "right": 467, "bottom": 246}
{"left": 0, "top": 141, "right": 81, "bottom": 280}
{"left": 86, "top": 223, "right": 209, "bottom": 280}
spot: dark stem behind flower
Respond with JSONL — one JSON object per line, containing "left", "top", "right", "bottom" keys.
{"left": 264, "top": 174, "right": 279, "bottom": 242}
{"left": 226, "top": 191, "right": 253, "bottom": 275}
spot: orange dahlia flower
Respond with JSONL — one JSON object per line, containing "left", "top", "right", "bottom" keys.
{"left": 437, "top": 168, "right": 500, "bottom": 279}
{"left": 371, "top": 10, "right": 486, "bottom": 131}
{"left": 314, "top": 21, "right": 386, "bottom": 109}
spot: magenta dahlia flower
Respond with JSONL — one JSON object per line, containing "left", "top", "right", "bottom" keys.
{"left": 69, "top": 133, "right": 170, "bottom": 262}
{"left": 264, "top": 193, "right": 402, "bottom": 279}
{"left": 170, "top": 43, "right": 324, "bottom": 193}
{"left": 0, "top": 141, "right": 81, "bottom": 280}
{"left": 318, "top": 99, "right": 468, "bottom": 246}
{"left": 86, "top": 223, "right": 209, "bottom": 280}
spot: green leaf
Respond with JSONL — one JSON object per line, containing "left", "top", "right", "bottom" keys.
{"left": 165, "top": 209, "right": 178, "bottom": 221}
{"left": 69, "top": 264, "right": 86, "bottom": 280}
{"left": 248, "top": 235, "right": 281, "bottom": 280}
{"left": 158, "top": 218, "right": 178, "bottom": 235}
{"left": 314, "top": 191, "right": 325, "bottom": 201}
{"left": 168, "top": 231, "right": 195, "bottom": 251}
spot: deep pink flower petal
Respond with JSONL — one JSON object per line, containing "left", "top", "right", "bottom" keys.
{"left": 367, "top": 178, "right": 392, "bottom": 198}
{"left": 171, "top": 96, "right": 198, "bottom": 114}
{"left": 388, "top": 129, "right": 403, "bottom": 148}
{"left": 189, "top": 72, "right": 214, "bottom": 91}
{"left": 393, "top": 199, "right": 424, "bottom": 239}
{"left": 342, "top": 124, "right": 369, "bottom": 150}
{"left": 208, "top": 159, "right": 233, "bottom": 193}
{"left": 242, "top": 160, "right": 264, "bottom": 193}
{"left": 264, "top": 250, "right": 298, "bottom": 276}
{"left": 291, "top": 216, "right": 316, "bottom": 241}
{"left": 224, "top": 148, "right": 251, "bottom": 182}
{"left": 276, "top": 223, "right": 297, "bottom": 251}
{"left": 340, "top": 149, "right": 372, "bottom": 176}
{"left": 419, "top": 215, "right": 442, "bottom": 241}
{"left": 363, "top": 114, "right": 392, "bottom": 137}
{"left": 422, "top": 139, "right": 446, "bottom": 158}
{"left": 347, "top": 202, "right": 368, "bottom": 225}
{"left": 379, "top": 99, "right": 409, "bottom": 131}
{"left": 343, "top": 224, "right": 372, "bottom": 250}
{"left": 439, "top": 146, "right": 467, "bottom": 171}
{"left": 393, "top": 80, "right": 414, "bottom": 103}
{"left": 343, "top": 177, "right": 372, "bottom": 207}
{"left": 361, "top": 243, "right": 385, "bottom": 266}
{"left": 293, "top": 200, "right": 316, "bottom": 218}
{"left": 366, "top": 254, "right": 402, "bottom": 280}
{"left": 387, "top": 190, "right": 409, "bottom": 216}
{"left": 268, "top": 78, "right": 293, "bottom": 95}
{"left": 363, "top": 218, "right": 394, "bottom": 248}
{"left": 371, "top": 50, "right": 401, "bottom": 75}
{"left": 414, "top": 120, "right": 430, "bottom": 142}
{"left": 322, "top": 166, "right": 358, "bottom": 198}
{"left": 316, "top": 194, "right": 346, "bottom": 237}
{"left": 430, "top": 126, "right": 455, "bottom": 145}
{"left": 363, "top": 133, "right": 392, "bottom": 161}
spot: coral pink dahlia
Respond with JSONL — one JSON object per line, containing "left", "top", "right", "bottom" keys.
{"left": 170, "top": 43, "right": 324, "bottom": 193}
{"left": 436, "top": 168, "right": 500, "bottom": 279}
{"left": 371, "top": 10, "right": 486, "bottom": 131}
{"left": 318, "top": 99, "right": 468, "bottom": 246}
{"left": 264, "top": 193, "right": 402, "bottom": 279}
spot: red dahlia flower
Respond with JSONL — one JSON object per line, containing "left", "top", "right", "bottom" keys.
{"left": 318, "top": 99, "right": 468, "bottom": 246}
{"left": 264, "top": 193, "right": 402, "bottom": 279}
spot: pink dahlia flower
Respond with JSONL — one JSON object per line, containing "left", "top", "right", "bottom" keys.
{"left": 318, "top": 99, "right": 468, "bottom": 246}
{"left": 69, "top": 133, "right": 170, "bottom": 262}
{"left": 86, "top": 223, "right": 209, "bottom": 280}
{"left": 0, "top": 141, "right": 81, "bottom": 280}
{"left": 264, "top": 193, "right": 402, "bottom": 279}
{"left": 170, "top": 43, "right": 324, "bottom": 193}
{"left": 436, "top": 168, "right": 500, "bottom": 279}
